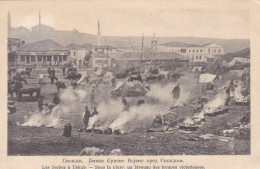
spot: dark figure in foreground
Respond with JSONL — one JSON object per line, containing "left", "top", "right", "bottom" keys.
{"left": 225, "top": 86, "right": 231, "bottom": 106}
{"left": 92, "top": 107, "right": 99, "bottom": 116}
{"left": 111, "top": 77, "right": 116, "bottom": 88}
{"left": 62, "top": 66, "right": 66, "bottom": 76}
{"left": 13, "top": 72, "right": 28, "bottom": 101}
{"left": 52, "top": 93, "right": 60, "bottom": 105}
{"left": 38, "top": 95, "right": 44, "bottom": 111}
{"left": 50, "top": 68, "right": 58, "bottom": 84}
{"left": 121, "top": 96, "right": 128, "bottom": 111}
{"left": 83, "top": 106, "right": 91, "bottom": 130}
{"left": 56, "top": 81, "right": 67, "bottom": 92}
{"left": 172, "top": 84, "right": 180, "bottom": 100}
{"left": 47, "top": 67, "right": 51, "bottom": 78}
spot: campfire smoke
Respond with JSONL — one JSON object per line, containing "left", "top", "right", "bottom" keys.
{"left": 20, "top": 87, "right": 88, "bottom": 128}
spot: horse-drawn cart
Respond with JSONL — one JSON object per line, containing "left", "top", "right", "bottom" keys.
{"left": 202, "top": 82, "right": 217, "bottom": 95}
{"left": 199, "top": 73, "right": 218, "bottom": 95}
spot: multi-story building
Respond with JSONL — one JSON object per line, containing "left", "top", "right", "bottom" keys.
{"left": 158, "top": 42, "right": 224, "bottom": 63}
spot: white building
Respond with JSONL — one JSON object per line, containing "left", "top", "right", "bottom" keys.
{"left": 228, "top": 57, "right": 250, "bottom": 66}
{"left": 68, "top": 49, "right": 88, "bottom": 67}
{"left": 158, "top": 42, "right": 224, "bottom": 63}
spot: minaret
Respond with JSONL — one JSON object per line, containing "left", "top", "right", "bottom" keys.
{"left": 151, "top": 33, "right": 157, "bottom": 51}
{"left": 97, "top": 20, "right": 101, "bottom": 46}
{"left": 39, "top": 11, "right": 41, "bottom": 32}
{"left": 39, "top": 11, "right": 41, "bottom": 25}
{"left": 8, "top": 11, "right": 11, "bottom": 32}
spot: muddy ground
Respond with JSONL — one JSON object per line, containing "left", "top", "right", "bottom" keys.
{"left": 8, "top": 69, "right": 250, "bottom": 155}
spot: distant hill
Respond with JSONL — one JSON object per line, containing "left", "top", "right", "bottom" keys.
{"left": 65, "top": 43, "right": 93, "bottom": 50}
{"left": 8, "top": 25, "right": 250, "bottom": 53}
{"left": 222, "top": 48, "right": 250, "bottom": 62}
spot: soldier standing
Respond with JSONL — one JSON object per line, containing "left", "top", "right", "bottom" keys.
{"left": 52, "top": 93, "right": 60, "bottom": 105}
{"left": 172, "top": 84, "right": 180, "bottom": 100}
{"left": 111, "top": 77, "right": 116, "bottom": 88}
{"left": 83, "top": 106, "right": 91, "bottom": 130}
{"left": 38, "top": 95, "right": 44, "bottom": 111}
{"left": 62, "top": 66, "right": 66, "bottom": 76}
{"left": 121, "top": 96, "right": 128, "bottom": 111}
{"left": 13, "top": 72, "right": 27, "bottom": 101}
{"left": 50, "top": 67, "right": 58, "bottom": 84}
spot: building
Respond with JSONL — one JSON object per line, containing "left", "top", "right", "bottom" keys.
{"left": 158, "top": 42, "right": 224, "bottom": 63}
{"left": 92, "top": 46, "right": 117, "bottom": 54}
{"left": 228, "top": 57, "right": 250, "bottom": 66}
{"left": 110, "top": 52, "right": 185, "bottom": 69}
{"left": 17, "top": 39, "right": 69, "bottom": 67}
{"left": 92, "top": 52, "right": 111, "bottom": 68}
{"left": 68, "top": 49, "right": 88, "bottom": 68}
{"left": 8, "top": 38, "right": 24, "bottom": 65}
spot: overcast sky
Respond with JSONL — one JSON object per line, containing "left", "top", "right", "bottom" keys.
{"left": 7, "top": 4, "right": 249, "bottom": 39}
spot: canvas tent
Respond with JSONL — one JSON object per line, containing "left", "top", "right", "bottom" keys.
{"left": 199, "top": 73, "right": 217, "bottom": 83}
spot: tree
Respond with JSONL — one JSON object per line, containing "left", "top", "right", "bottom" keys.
{"left": 84, "top": 51, "right": 93, "bottom": 67}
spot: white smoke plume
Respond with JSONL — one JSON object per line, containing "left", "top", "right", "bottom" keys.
{"left": 88, "top": 99, "right": 124, "bottom": 128}
{"left": 146, "top": 83, "right": 191, "bottom": 107}
{"left": 20, "top": 87, "right": 88, "bottom": 128}
{"left": 204, "top": 89, "right": 228, "bottom": 109}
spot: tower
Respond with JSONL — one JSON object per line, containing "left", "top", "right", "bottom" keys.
{"left": 151, "top": 33, "right": 157, "bottom": 51}
{"left": 8, "top": 11, "right": 11, "bottom": 32}
{"left": 97, "top": 20, "right": 101, "bottom": 46}
{"left": 39, "top": 11, "right": 41, "bottom": 25}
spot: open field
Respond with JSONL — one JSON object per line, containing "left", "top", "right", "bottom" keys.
{"left": 8, "top": 68, "right": 250, "bottom": 155}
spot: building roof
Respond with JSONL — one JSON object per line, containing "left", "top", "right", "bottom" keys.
{"left": 19, "top": 39, "right": 68, "bottom": 51}
{"left": 8, "top": 38, "right": 22, "bottom": 46}
{"left": 93, "top": 46, "right": 116, "bottom": 49}
{"left": 159, "top": 41, "right": 202, "bottom": 47}
{"left": 93, "top": 51, "right": 109, "bottom": 58}
{"left": 110, "top": 52, "right": 184, "bottom": 61}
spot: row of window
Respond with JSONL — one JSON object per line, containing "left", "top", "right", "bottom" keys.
{"left": 192, "top": 55, "right": 203, "bottom": 60}
{"left": 169, "top": 48, "right": 222, "bottom": 54}
{"left": 20, "top": 55, "right": 67, "bottom": 62}
{"left": 95, "top": 60, "right": 108, "bottom": 63}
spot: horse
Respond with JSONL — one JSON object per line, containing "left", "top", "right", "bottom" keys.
{"left": 145, "top": 74, "right": 159, "bottom": 82}
{"left": 167, "top": 72, "right": 182, "bottom": 82}
{"left": 20, "top": 70, "right": 31, "bottom": 78}
{"left": 128, "top": 75, "right": 143, "bottom": 83}
{"left": 66, "top": 72, "right": 82, "bottom": 80}
{"left": 56, "top": 81, "right": 67, "bottom": 91}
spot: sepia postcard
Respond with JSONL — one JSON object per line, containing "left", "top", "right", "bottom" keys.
{"left": 0, "top": 0, "right": 259, "bottom": 169}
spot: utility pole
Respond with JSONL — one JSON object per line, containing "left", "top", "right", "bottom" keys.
{"left": 140, "top": 34, "right": 144, "bottom": 71}
{"left": 107, "top": 46, "right": 109, "bottom": 68}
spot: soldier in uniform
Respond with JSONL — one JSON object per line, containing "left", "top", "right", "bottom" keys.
{"left": 83, "top": 106, "right": 91, "bottom": 130}
{"left": 38, "top": 95, "right": 44, "bottom": 111}
{"left": 121, "top": 96, "right": 128, "bottom": 111}
{"left": 13, "top": 71, "right": 27, "bottom": 101}
{"left": 52, "top": 93, "right": 60, "bottom": 105}
{"left": 62, "top": 66, "right": 66, "bottom": 76}
{"left": 225, "top": 86, "right": 231, "bottom": 106}
{"left": 111, "top": 77, "right": 116, "bottom": 88}
{"left": 50, "top": 67, "right": 58, "bottom": 84}
{"left": 172, "top": 84, "right": 180, "bottom": 100}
